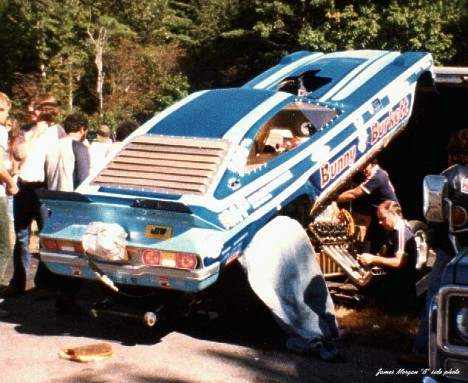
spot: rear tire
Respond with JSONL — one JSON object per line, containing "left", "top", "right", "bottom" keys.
{"left": 408, "top": 220, "right": 429, "bottom": 270}
{"left": 408, "top": 220, "right": 436, "bottom": 297}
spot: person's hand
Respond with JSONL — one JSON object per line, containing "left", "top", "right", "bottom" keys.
{"left": 357, "top": 253, "right": 374, "bottom": 266}
{"left": 7, "top": 182, "right": 18, "bottom": 196}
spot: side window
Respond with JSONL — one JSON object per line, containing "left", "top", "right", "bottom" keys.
{"left": 246, "top": 103, "right": 314, "bottom": 171}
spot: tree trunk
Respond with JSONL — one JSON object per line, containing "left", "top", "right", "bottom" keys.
{"left": 87, "top": 27, "right": 107, "bottom": 116}
{"left": 67, "top": 60, "right": 73, "bottom": 113}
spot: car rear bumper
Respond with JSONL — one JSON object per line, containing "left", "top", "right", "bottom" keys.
{"left": 41, "top": 251, "right": 221, "bottom": 292}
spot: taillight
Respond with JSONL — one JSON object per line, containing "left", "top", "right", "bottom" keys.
{"left": 41, "top": 238, "right": 84, "bottom": 254}
{"left": 141, "top": 249, "right": 198, "bottom": 270}
{"left": 141, "top": 250, "right": 161, "bottom": 266}
{"left": 176, "top": 253, "right": 198, "bottom": 269}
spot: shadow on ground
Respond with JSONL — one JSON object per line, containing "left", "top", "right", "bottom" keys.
{"left": 0, "top": 258, "right": 422, "bottom": 383}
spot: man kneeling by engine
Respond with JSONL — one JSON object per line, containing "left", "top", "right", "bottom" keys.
{"left": 357, "top": 200, "right": 418, "bottom": 313}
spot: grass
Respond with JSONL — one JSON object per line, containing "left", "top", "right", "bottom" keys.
{"left": 335, "top": 304, "right": 420, "bottom": 350}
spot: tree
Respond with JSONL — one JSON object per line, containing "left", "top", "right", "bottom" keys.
{"left": 103, "top": 38, "right": 189, "bottom": 122}
{"left": 1, "top": 0, "right": 467, "bottom": 126}
{"left": 0, "top": 0, "right": 91, "bottom": 115}
{"left": 87, "top": 27, "right": 107, "bottom": 116}
{"left": 297, "top": 1, "right": 463, "bottom": 64}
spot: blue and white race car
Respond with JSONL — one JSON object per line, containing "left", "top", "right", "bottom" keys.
{"left": 39, "top": 50, "right": 434, "bottom": 298}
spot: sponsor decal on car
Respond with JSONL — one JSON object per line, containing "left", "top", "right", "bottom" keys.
{"left": 72, "top": 264, "right": 81, "bottom": 276}
{"left": 145, "top": 225, "right": 173, "bottom": 240}
{"left": 370, "top": 97, "right": 409, "bottom": 145}
{"left": 320, "top": 145, "right": 357, "bottom": 188}
{"left": 218, "top": 170, "right": 293, "bottom": 228}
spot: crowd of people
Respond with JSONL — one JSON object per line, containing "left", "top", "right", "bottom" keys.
{"left": 0, "top": 92, "right": 139, "bottom": 316}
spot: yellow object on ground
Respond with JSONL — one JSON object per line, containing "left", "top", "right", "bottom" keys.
{"left": 59, "top": 342, "right": 113, "bottom": 362}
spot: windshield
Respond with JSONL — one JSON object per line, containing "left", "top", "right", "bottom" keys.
{"left": 246, "top": 101, "right": 340, "bottom": 170}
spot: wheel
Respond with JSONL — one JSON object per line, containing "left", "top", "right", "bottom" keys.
{"left": 143, "top": 311, "right": 157, "bottom": 327}
{"left": 408, "top": 220, "right": 429, "bottom": 270}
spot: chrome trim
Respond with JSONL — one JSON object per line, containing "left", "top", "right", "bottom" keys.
{"left": 423, "top": 377, "right": 443, "bottom": 383}
{"left": 428, "top": 296, "right": 438, "bottom": 369}
{"left": 444, "top": 358, "right": 468, "bottom": 380}
{"left": 40, "top": 251, "right": 220, "bottom": 282}
{"left": 437, "top": 285, "right": 468, "bottom": 356}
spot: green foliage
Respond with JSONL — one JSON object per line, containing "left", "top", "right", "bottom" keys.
{"left": 102, "top": 39, "right": 189, "bottom": 122}
{"left": 378, "top": 1, "right": 455, "bottom": 63}
{"left": 153, "top": 73, "right": 190, "bottom": 112}
{"left": 0, "top": 0, "right": 467, "bottom": 126}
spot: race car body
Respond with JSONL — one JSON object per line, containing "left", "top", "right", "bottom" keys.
{"left": 39, "top": 50, "right": 433, "bottom": 293}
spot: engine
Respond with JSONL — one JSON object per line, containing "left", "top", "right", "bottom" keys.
{"left": 308, "top": 208, "right": 379, "bottom": 287}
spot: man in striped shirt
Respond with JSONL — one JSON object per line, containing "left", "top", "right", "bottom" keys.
{"left": 357, "top": 200, "right": 417, "bottom": 313}
{"left": 336, "top": 159, "right": 400, "bottom": 252}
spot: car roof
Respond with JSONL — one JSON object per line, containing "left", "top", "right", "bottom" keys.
{"left": 145, "top": 88, "right": 289, "bottom": 140}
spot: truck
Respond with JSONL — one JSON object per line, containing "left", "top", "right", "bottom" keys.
{"left": 421, "top": 68, "right": 468, "bottom": 383}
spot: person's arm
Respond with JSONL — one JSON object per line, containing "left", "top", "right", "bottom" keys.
{"left": 359, "top": 223, "right": 409, "bottom": 269}
{"left": 0, "top": 147, "right": 18, "bottom": 196}
{"left": 358, "top": 251, "right": 406, "bottom": 269}
{"left": 72, "top": 141, "right": 90, "bottom": 189}
{"left": 336, "top": 185, "right": 366, "bottom": 203}
{"left": 14, "top": 121, "right": 48, "bottom": 161}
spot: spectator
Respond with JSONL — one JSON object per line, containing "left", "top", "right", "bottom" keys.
{"left": 336, "top": 159, "right": 400, "bottom": 252}
{"left": 45, "top": 114, "right": 90, "bottom": 191}
{"left": 0, "top": 94, "right": 65, "bottom": 298}
{"left": 107, "top": 119, "right": 139, "bottom": 158}
{"left": 115, "top": 119, "right": 138, "bottom": 143}
{"left": 0, "top": 93, "right": 19, "bottom": 316}
{"left": 357, "top": 200, "right": 417, "bottom": 313}
{"left": 89, "top": 124, "right": 112, "bottom": 174}
{"left": 45, "top": 114, "right": 90, "bottom": 314}
{"left": 20, "top": 97, "right": 40, "bottom": 132}
{"left": 5, "top": 117, "right": 20, "bottom": 222}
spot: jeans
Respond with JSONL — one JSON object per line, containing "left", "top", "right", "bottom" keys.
{"left": 10, "top": 181, "right": 50, "bottom": 290}
{"left": 0, "top": 196, "right": 11, "bottom": 284}
{"left": 6, "top": 195, "right": 13, "bottom": 222}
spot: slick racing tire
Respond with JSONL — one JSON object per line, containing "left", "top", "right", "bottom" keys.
{"left": 407, "top": 220, "right": 429, "bottom": 270}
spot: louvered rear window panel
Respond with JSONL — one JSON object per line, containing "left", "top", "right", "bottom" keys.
{"left": 92, "top": 135, "right": 230, "bottom": 195}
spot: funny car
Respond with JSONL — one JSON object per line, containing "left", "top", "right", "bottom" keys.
{"left": 38, "top": 50, "right": 434, "bottom": 313}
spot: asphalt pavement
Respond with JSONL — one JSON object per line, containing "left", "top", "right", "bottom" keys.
{"left": 0, "top": 236, "right": 422, "bottom": 383}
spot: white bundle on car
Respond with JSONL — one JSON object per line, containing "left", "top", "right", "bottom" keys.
{"left": 82, "top": 222, "right": 128, "bottom": 262}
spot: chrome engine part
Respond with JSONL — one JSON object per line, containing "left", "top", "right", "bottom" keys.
{"left": 308, "top": 216, "right": 380, "bottom": 288}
